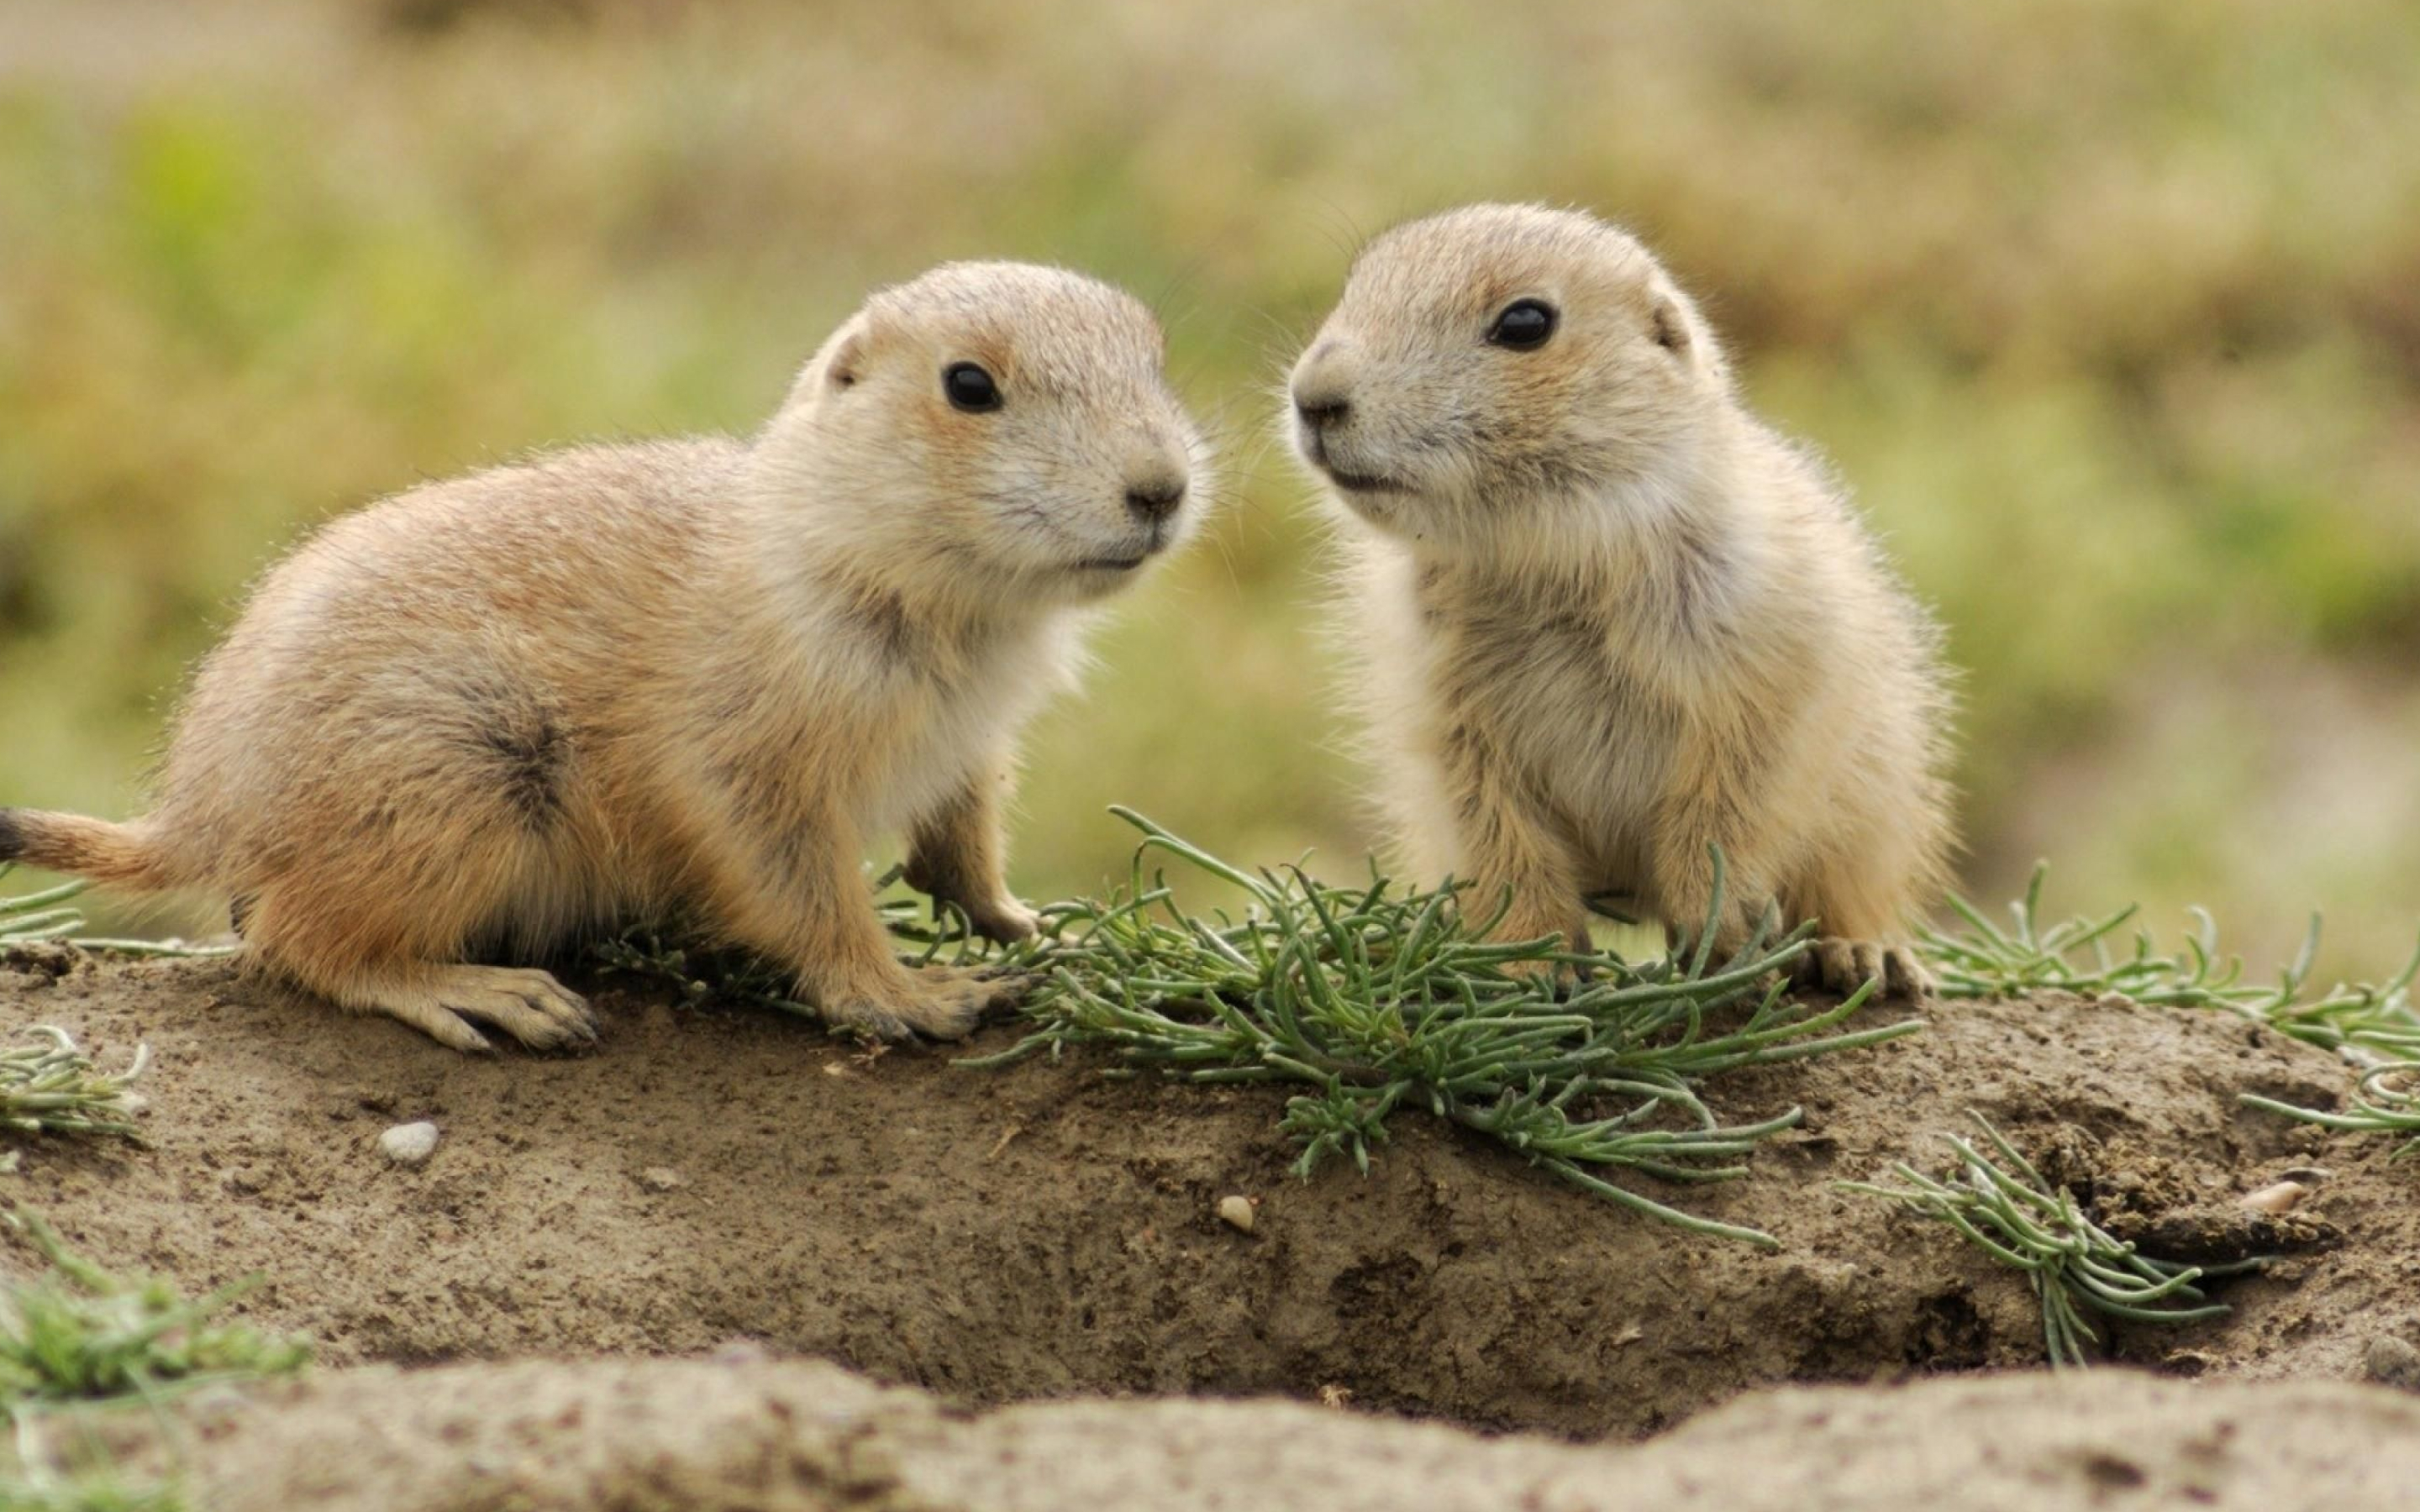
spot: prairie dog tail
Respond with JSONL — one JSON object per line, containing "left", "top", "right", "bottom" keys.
{"left": 0, "top": 809, "right": 177, "bottom": 890}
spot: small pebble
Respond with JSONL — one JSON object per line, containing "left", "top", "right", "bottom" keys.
{"left": 2365, "top": 1336, "right": 2420, "bottom": 1390}
{"left": 1217, "top": 1194, "right": 1257, "bottom": 1234}
{"left": 378, "top": 1121, "right": 440, "bottom": 1167}
{"left": 2238, "top": 1179, "right": 2310, "bottom": 1215}
{"left": 637, "top": 1166, "right": 687, "bottom": 1192}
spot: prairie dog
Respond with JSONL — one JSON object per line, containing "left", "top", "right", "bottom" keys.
{"left": 3, "top": 262, "right": 1205, "bottom": 1051}
{"left": 1288, "top": 204, "right": 1953, "bottom": 995}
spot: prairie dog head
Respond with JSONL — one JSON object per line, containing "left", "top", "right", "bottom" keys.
{"left": 755, "top": 262, "right": 1205, "bottom": 608}
{"left": 1289, "top": 204, "right": 1728, "bottom": 554}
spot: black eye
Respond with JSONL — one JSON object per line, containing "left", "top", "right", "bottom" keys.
{"left": 1487, "top": 298, "right": 1557, "bottom": 351}
{"left": 943, "top": 361, "right": 1001, "bottom": 412}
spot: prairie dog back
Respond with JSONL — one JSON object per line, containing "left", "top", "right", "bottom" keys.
{"left": 3, "top": 261, "right": 1207, "bottom": 1051}
{"left": 1289, "top": 203, "right": 1953, "bottom": 994}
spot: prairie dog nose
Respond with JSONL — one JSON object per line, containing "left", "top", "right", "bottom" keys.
{"left": 1124, "top": 472, "right": 1187, "bottom": 523}
{"left": 1292, "top": 340, "right": 1355, "bottom": 428}
{"left": 1294, "top": 390, "right": 1349, "bottom": 429}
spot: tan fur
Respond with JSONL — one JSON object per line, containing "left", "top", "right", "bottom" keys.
{"left": 1287, "top": 204, "right": 1954, "bottom": 995}
{"left": 3, "top": 261, "right": 1205, "bottom": 1050}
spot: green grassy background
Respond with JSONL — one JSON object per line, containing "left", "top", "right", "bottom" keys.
{"left": 3, "top": 0, "right": 2415, "bottom": 972}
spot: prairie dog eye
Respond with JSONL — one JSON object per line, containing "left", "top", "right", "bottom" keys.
{"left": 943, "top": 362, "right": 1002, "bottom": 412}
{"left": 1486, "top": 298, "right": 1557, "bottom": 351}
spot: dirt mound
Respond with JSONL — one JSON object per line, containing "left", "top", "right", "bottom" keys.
{"left": 5, "top": 953, "right": 2417, "bottom": 1440}
{"left": 66, "top": 1357, "right": 2420, "bottom": 1511}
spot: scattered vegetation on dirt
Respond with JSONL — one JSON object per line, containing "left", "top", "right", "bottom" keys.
{"left": 600, "top": 813, "right": 2420, "bottom": 1252}
{"left": 6, "top": 916, "right": 2411, "bottom": 1446}
{"left": 605, "top": 809, "right": 1924, "bottom": 1247}
{"left": 20, "top": 818, "right": 2417, "bottom": 1263}
{"left": 0, "top": 1031, "right": 149, "bottom": 1145}
{"left": 1842, "top": 1114, "right": 2264, "bottom": 1369}
{"left": 957, "top": 810, "right": 1928, "bottom": 1247}
{"left": 2, "top": 865, "right": 222, "bottom": 1153}
{"left": 1923, "top": 864, "right": 2420, "bottom": 1062}
{"left": 0, "top": 874, "right": 86, "bottom": 950}
{"left": 1927, "top": 864, "right": 2420, "bottom": 1192}
{"left": 0, "top": 1213, "right": 308, "bottom": 1512}
{"left": 1, "top": 1212, "right": 310, "bottom": 1415}
{"left": 2244, "top": 1062, "right": 2420, "bottom": 1160}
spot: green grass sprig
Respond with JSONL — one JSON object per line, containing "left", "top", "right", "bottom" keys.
{"left": 0, "top": 875, "right": 87, "bottom": 950}
{"left": 2241, "top": 1061, "right": 2420, "bottom": 1160}
{"left": 1922, "top": 864, "right": 2420, "bottom": 1062}
{"left": 1842, "top": 1112, "right": 2261, "bottom": 1368}
{"left": 0, "top": 1214, "right": 308, "bottom": 1418}
{"left": 956, "top": 808, "right": 1923, "bottom": 1247}
{"left": 0, "top": 1217, "right": 308, "bottom": 1512}
{"left": 0, "top": 869, "right": 233, "bottom": 963}
{"left": 1, "top": 1033, "right": 148, "bottom": 1145}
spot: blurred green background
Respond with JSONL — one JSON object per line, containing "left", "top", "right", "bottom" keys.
{"left": 3, "top": 0, "right": 2416, "bottom": 974}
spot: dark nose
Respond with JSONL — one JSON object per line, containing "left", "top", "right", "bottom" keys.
{"left": 1295, "top": 392, "right": 1349, "bottom": 430}
{"left": 1125, "top": 477, "right": 1186, "bottom": 523}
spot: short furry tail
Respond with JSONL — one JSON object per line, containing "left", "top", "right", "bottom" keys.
{"left": 0, "top": 808, "right": 175, "bottom": 890}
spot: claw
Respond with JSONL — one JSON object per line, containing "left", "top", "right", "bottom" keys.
{"left": 1805, "top": 937, "right": 1928, "bottom": 1000}
{"left": 343, "top": 965, "right": 594, "bottom": 1053}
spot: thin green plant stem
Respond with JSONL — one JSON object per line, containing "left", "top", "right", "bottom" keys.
{"left": 0, "top": 867, "right": 234, "bottom": 961}
{"left": 2241, "top": 1060, "right": 2420, "bottom": 1159}
{"left": 1, "top": 872, "right": 92, "bottom": 948}
{"left": 1841, "top": 1111, "right": 2261, "bottom": 1368}
{"left": 1919, "top": 863, "right": 2420, "bottom": 1063}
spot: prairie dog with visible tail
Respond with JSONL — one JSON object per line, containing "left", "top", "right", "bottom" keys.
{"left": 1288, "top": 204, "right": 1953, "bottom": 995}
{"left": 3, "top": 261, "right": 1205, "bottom": 1050}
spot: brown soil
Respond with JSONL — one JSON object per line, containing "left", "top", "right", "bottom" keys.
{"left": 6, "top": 950, "right": 2419, "bottom": 1505}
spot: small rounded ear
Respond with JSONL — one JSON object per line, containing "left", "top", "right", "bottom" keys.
{"left": 818, "top": 315, "right": 871, "bottom": 391}
{"left": 1649, "top": 294, "right": 1691, "bottom": 356}
{"left": 783, "top": 312, "right": 876, "bottom": 411}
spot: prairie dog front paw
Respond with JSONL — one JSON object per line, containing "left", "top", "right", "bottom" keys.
{"left": 820, "top": 963, "right": 1026, "bottom": 1042}
{"left": 1793, "top": 937, "right": 1933, "bottom": 999}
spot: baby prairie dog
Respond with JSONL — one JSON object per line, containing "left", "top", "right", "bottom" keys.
{"left": 1289, "top": 204, "right": 1953, "bottom": 995}
{"left": 2, "top": 261, "right": 1204, "bottom": 1051}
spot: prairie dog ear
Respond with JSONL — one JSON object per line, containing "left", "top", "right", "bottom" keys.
{"left": 823, "top": 319, "right": 870, "bottom": 390}
{"left": 1649, "top": 285, "right": 1729, "bottom": 386}
{"left": 1649, "top": 292, "right": 1692, "bottom": 356}
{"left": 785, "top": 312, "right": 880, "bottom": 409}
